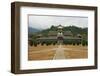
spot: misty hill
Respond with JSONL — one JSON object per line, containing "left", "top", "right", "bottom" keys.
{"left": 28, "top": 27, "right": 41, "bottom": 34}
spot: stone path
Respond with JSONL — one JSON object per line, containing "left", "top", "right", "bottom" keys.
{"left": 53, "top": 44, "right": 66, "bottom": 60}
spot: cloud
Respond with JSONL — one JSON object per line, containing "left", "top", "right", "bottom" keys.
{"left": 29, "top": 15, "right": 88, "bottom": 29}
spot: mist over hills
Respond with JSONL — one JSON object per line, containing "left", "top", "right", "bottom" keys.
{"left": 28, "top": 26, "right": 41, "bottom": 34}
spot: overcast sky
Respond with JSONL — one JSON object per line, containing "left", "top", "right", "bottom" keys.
{"left": 28, "top": 15, "right": 88, "bottom": 29}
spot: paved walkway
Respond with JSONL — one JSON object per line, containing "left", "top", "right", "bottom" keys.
{"left": 53, "top": 44, "right": 66, "bottom": 60}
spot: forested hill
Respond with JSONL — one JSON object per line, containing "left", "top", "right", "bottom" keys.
{"left": 40, "top": 25, "right": 88, "bottom": 36}
{"left": 63, "top": 26, "right": 88, "bottom": 36}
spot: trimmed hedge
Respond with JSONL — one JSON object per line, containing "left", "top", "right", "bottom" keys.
{"left": 29, "top": 40, "right": 33, "bottom": 46}
{"left": 29, "top": 38, "right": 87, "bottom": 46}
{"left": 82, "top": 40, "right": 87, "bottom": 46}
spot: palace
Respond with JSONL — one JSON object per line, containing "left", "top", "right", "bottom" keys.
{"left": 37, "top": 25, "right": 82, "bottom": 44}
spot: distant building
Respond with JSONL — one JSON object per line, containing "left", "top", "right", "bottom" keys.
{"left": 57, "top": 24, "right": 63, "bottom": 29}
{"left": 36, "top": 34, "right": 43, "bottom": 38}
{"left": 36, "top": 25, "right": 82, "bottom": 44}
{"left": 48, "top": 31, "right": 58, "bottom": 36}
{"left": 63, "top": 31, "right": 73, "bottom": 37}
{"left": 77, "top": 34, "right": 82, "bottom": 38}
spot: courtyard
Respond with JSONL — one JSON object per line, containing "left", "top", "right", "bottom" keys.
{"left": 28, "top": 44, "right": 88, "bottom": 60}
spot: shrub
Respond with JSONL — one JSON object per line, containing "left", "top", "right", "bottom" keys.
{"left": 45, "top": 41, "right": 51, "bottom": 46}
{"left": 53, "top": 41, "right": 56, "bottom": 45}
{"left": 76, "top": 42, "right": 80, "bottom": 45}
{"left": 73, "top": 43, "right": 75, "bottom": 45}
{"left": 33, "top": 41, "right": 38, "bottom": 47}
{"left": 37, "top": 42, "right": 40, "bottom": 45}
{"left": 48, "top": 41, "right": 52, "bottom": 45}
{"left": 85, "top": 41, "right": 88, "bottom": 46}
{"left": 34, "top": 43, "right": 37, "bottom": 47}
{"left": 82, "top": 43, "right": 85, "bottom": 46}
{"left": 29, "top": 40, "right": 33, "bottom": 46}
{"left": 41, "top": 42, "right": 45, "bottom": 46}
{"left": 82, "top": 40, "right": 87, "bottom": 46}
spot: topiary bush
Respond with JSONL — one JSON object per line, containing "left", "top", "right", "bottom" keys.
{"left": 86, "top": 41, "right": 88, "bottom": 46}
{"left": 33, "top": 41, "right": 38, "bottom": 47}
{"left": 46, "top": 41, "right": 49, "bottom": 46}
{"left": 29, "top": 40, "right": 33, "bottom": 46}
{"left": 73, "top": 42, "right": 76, "bottom": 45}
{"left": 82, "top": 40, "right": 87, "bottom": 46}
{"left": 53, "top": 41, "right": 56, "bottom": 45}
{"left": 41, "top": 41, "right": 45, "bottom": 46}
{"left": 76, "top": 42, "right": 80, "bottom": 45}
